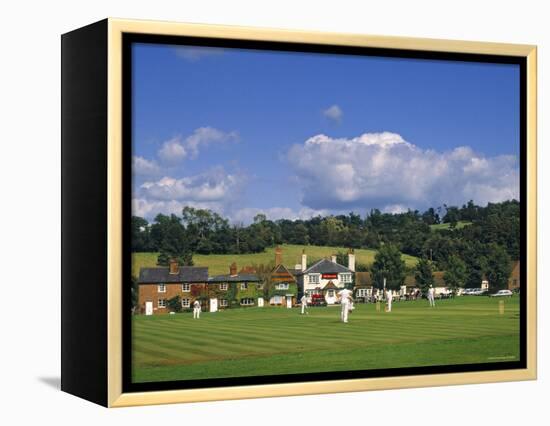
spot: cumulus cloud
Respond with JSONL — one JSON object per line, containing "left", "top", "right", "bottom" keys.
{"left": 323, "top": 105, "right": 343, "bottom": 122}
{"left": 158, "top": 136, "right": 188, "bottom": 164}
{"left": 134, "top": 167, "right": 246, "bottom": 220}
{"left": 140, "top": 167, "right": 245, "bottom": 203}
{"left": 157, "top": 127, "right": 238, "bottom": 164}
{"left": 132, "top": 198, "right": 227, "bottom": 219}
{"left": 185, "top": 127, "right": 238, "bottom": 159}
{"left": 132, "top": 156, "right": 161, "bottom": 176}
{"left": 174, "top": 46, "right": 225, "bottom": 62}
{"left": 286, "top": 132, "right": 519, "bottom": 211}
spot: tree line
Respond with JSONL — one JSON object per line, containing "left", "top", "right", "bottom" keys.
{"left": 135, "top": 199, "right": 517, "bottom": 254}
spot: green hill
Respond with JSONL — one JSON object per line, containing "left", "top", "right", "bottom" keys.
{"left": 132, "top": 244, "right": 419, "bottom": 277}
{"left": 430, "top": 221, "right": 472, "bottom": 231}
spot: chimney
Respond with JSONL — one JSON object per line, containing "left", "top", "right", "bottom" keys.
{"left": 275, "top": 246, "right": 282, "bottom": 266}
{"left": 348, "top": 248, "right": 355, "bottom": 272}
{"left": 301, "top": 249, "right": 307, "bottom": 271}
{"left": 229, "top": 262, "right": 238, "bottom": 277}
{"left": 169, "top": 259, "right": 179, "bottom": 275}
{"left": 331, "top": 254, "right": 337, "bottom": 263}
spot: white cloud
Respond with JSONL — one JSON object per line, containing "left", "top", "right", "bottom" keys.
{"left": 132, "top": 198, "right": 227, "bottom": 219}
{"left": 158, "top": 136, "right": 187, "bottom": 164}
{"left": 156, "top": 127, "right": 238, "bottom": 164}
{"left": 286, "top": 132, "right": 519, "bottom": 211}
{"left": 174, "top": 46, "right": 225, "bottom": 62}
{"left": 132, "top": 156, "right": 160, "bottom": 176}
{"left": 185, "top": 127, "right": 238, "bottom": 159}
{"left": 323, "top": 105, "right": 343, "bottom": 122}
{"left": 140, "top": 167, "right": 245, "bottom": 203}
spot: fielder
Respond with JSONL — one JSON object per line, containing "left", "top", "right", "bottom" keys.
{"left": 386, "top": 289, "right": 393, "bottom": 312}
{"left": 193, "top": 300, "right": 201, "bottom": 319}
{"left": 300, "top": 294, "right": 309, "bottom": 315}
{"left": 337, "top": 288, "right": 353, "bottom": 323}
{"left": 427, "top": 285, "right": 436, "bottom": 307}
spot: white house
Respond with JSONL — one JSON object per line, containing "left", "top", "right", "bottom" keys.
{"left": 300, "top": 251, "right": 355, "bottom": 305}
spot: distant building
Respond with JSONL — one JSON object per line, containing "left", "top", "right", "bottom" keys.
{"left": 354, "top": 271, "right": 373, "bottom": 300}
{"left": 507, "top": 261, "right": 520, "bottom": 290}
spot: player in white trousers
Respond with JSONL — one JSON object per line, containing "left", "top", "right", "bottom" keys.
{"left": 193, "top": 300, "right": 201, "bottom": 319}
{"left": 338, "top": 288, "right": 353, "bottom": 323}
{"left": 386, "top": 289, "right": 393, "bottom": 312}
{"left": 300, "top": 294, "right": 309, "bottom": 315}
{"left": 427, "top": 285, "right": 436, "bottom": 307}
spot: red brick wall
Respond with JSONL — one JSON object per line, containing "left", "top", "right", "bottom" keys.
{"left": 138, "top": 283, "right": 206, "bottom": 314}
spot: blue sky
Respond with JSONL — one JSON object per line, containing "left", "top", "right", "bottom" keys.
{"left": 132, "top": 43, "right": 520, "bottom": 223}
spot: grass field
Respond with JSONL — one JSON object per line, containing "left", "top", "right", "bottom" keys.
{"left": 430, "top": 221, "right": 472, "bottom": 231}
{"left": 132, "top": 296, "right": 520, "bottom": 383}
{"left": 132, "top": 244, "right": 419, "bottom": 277}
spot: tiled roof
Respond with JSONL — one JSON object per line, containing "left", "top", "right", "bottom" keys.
{"left": 209, "top": 273, "right": 260, "bottom": 283}
{"left": 138, "top": 266, "right": 208, "bottom": 283}
{"left": 303, "top": 258, "right": 353, "bottom": 275}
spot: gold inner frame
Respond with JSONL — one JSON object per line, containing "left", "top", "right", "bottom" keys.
{"left": 106, "top": 18, "right": 537, "bottom": 407}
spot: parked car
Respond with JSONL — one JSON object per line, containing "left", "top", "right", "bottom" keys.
{"left": 490, "top": 289, "right": 513, "bottom": 297}
{"left": 471, "top": 288, "right": 488, "bottom": 296}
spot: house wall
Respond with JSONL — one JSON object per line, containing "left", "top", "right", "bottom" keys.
{"left": 138, "top": 283, "right": 206, "bottom": 314}
{"left": 302, "top": 274, "right": 347, "bottom": 293}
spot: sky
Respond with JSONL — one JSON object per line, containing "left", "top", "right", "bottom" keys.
{"left": 131, "top": 42, "right": 520, "bottom": 224}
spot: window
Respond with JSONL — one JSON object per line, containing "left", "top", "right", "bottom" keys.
{"left": 158, "top": 284, "right": 166, "bottom": 293}
{"left": 327, "top": 290, "right": 335, "bottom": 298}
{"left": 220, "top": 283, "right": 228, "bottom": 291}
{"left": 220, "top": 299, "right": 228, "bottom": 307}
{"left": 182, "top": 283, "right": 190, "bottom": 292}
{"left": 356, "top": 288, "right": 367, "bottom": 297}
{"left": 309, "top": 274, "right": 320, "bottom": 285}
{"left": 240, "top": 282, "right": 248, "bottom": 290}
{"left": 158, "top": 298, "right": 166, "bottom": 308}
{"left": 181, "top": 298, "right": 190, "bottom": 308}
{"left": 276, "top": 282, "right": 289, "bottom": 290}
{"left": 257, "top": 283, "right": 264, "bottom": 289}
{"left": 271, "top": 295, "right": 283, "bottom": 304}
{"left": 341, "top": 273, "right": 352, "bottom": 283}
{"left": 240, "top": 297, "right": 254, "bottom": 306}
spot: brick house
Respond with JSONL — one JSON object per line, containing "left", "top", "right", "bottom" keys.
{"left": 208, "top": 262, "right": 261, "bottom": 308}
{"left": 137, "top": 259, "right": 208, "bottom": 315}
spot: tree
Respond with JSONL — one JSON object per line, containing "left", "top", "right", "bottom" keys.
{"left": 167, "top": 295, "right": 182, "bottom": 313}
{"left": 371, "top": 244, "right": 406, "bottom": 290}
{"left": 414, "top": 257, "right": 434, "bottom": 293}
{"left": 485, "top": 243, "right": 512, "bottom": 290}
{"left": 157, "top": 215, "right": 194, "bottom": 266}
{"left": 444, "top": 255, "right": 467, "bottom": 293}
{"left": 131, "top": 276, "right": 139, "bottom": 313}
{"left": 131, "top": 216, "right": 150, "bottom": 251}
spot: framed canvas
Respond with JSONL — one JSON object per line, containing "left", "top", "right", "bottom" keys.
{"left": 61, "top": 18, "right": 537, "bottom": 407}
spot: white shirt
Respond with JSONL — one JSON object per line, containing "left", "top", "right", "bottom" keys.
{"left": 193, "top": 301, "right": 201, "bottom": 309}
{"left": 338, "top": 289, "right": 352, "bottom": 305}
{"left": 387, "top": 290, "right": 393, "bottom": 301}
{"left": 301, "top": 296, "right": 307, "bottom": 305}
{"left": 428, "top": 288, "right": 435, "bottom": 297}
